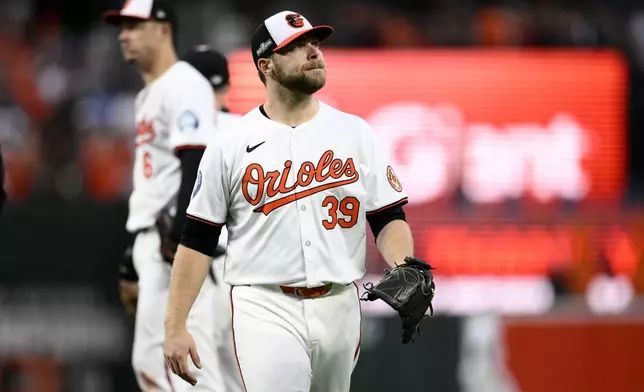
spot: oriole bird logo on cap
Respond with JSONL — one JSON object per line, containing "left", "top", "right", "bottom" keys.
{"left": 285, "top": 13, "right": 304, "bottom": 28}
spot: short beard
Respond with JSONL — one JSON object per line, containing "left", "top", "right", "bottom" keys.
{"left": 273, "top": 65, "right": 325, "bottom": 95}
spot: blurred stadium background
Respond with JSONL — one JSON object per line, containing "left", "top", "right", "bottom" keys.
{"left": 2, "top": 0, "right": 644, "bottom": 391}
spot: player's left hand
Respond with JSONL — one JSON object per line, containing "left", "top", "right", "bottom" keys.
{"left": 164, "top": 327, "right": 202, "bottom": 386}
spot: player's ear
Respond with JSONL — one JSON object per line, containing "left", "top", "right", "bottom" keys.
{"left": 258, "top": 58, "right": 272, "bottom": 79}
{"left": 159, "top": 22, "right": 172, "bottom": 40}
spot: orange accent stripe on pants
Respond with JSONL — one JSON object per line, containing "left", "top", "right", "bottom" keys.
{"left": 164, "top": 365, "right": 176, "bottom": 392}
{"left": 230, "top": 286, "right": 249, "bottom": 392}
{"left": 353, "top": 282, "right": 362, "bottom": 360}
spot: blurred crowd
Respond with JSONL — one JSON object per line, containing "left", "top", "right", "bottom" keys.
{"left": 0, "top": 0, "right": 643, "bottom": 201}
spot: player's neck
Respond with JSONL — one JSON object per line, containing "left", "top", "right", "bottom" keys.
{"left": 140, "top": 46, "right": 178, "bottom": 85}
{"left": 263, "top": 87, "right": 318, "bottom": 127}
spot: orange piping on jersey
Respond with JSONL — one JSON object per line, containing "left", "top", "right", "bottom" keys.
{"left": 366, "top": 197, "right": 409, "bottom": 215}
{"left": 173, "top": 144, "right": 207, "bottom": 152}
{"left": 186, "top": 214, "right": 225, "bottom": 226}
{"left": 243, "top": 150, "right": 359, "bottom": 216}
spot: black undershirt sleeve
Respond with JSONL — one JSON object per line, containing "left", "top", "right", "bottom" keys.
{"left": 171, "top": 148, "right": 206, "bottom": 243}
{"left": 181, "top": 206, "right": 408, "bottom": 255}
{"left": 180, "top": 217, "right": 223, "bottom": 257}
{"left": 366, "top": 202, "right": 408, "bottom": 240}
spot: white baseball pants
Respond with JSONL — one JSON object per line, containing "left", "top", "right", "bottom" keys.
{"left": 211, "top": 256, "right": 245, "bottom": 392}
{"left": 132, "top": 228, "right": 223, "bottom": 391}
{"left": 229, "top": 283, "right": 362, "bottom": 392}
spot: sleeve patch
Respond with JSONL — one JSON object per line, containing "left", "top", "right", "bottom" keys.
{"left": 386, "top": 165, "right": 403, "bottom": 192}
{"left": 192, "top": 170, "right": 203, "bottom": 199}
{"left": 178, "top": 110, "right": 200, "bottom": 132}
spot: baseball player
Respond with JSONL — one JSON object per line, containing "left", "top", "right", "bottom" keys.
{"left": 181, "top": 45, "right": 245, "bottom": 392}
{"left": 164, "top": 10, "right": 435, "bottom": 392}
{"left": 101, "top": 1, "right": 224, "bottom": 391}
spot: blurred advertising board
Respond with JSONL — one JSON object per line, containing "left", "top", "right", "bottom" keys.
{"left": 228, "top": 49, "right": 627, "bottom": 204}
{"left": 228, "top": 49, "right": 640, "bottom": 313}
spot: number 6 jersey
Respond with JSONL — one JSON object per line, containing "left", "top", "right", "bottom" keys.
{"left": 187, "top": 102, "right": 407, "bottom": 287}
{"left": 126, "top": 61, "right": 216, "bottom": 233}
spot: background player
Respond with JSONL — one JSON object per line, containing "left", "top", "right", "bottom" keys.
{"left": 181, "top": 45, "right": 240, "bottom": 123}
{"left": 181, "top": 45, "right": 245, "bottom": 392}
{"left": 164, "top": 10, "right": 422, "bottom": 391}
{"left": 101, "top": 0, "right": 223, "bottom": 390}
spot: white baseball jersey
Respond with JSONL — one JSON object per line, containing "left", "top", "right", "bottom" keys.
{"left": 213, "top": 111, "right": 243, "bottom": 252}
{"left": 126, "top": 61, "right": 217, "bottom": 232}
{"left": 187, "top": 102, "right": 407, "bottom": 287}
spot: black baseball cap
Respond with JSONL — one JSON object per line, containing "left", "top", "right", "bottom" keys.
{"left": 182, "top": 46, "right": 230, "bottom": 89}
{"left": 101, "top": 0, "right": 177, "bottom": 26}
{"left": 251, "top": 11, "right": 333, "bottom": 69}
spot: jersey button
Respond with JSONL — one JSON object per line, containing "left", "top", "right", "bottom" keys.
{"left": 305, "top": 241, "right": 311, "bottom": 246}
{"left": 300, "top": 205, "right": 306, "bottom": 211}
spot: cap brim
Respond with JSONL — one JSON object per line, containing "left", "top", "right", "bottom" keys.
{"left": 273, "top": 25, "right": 334, "bottom": 51}
{"left": 101, "top": 10, "right": 150, "bottom": 26}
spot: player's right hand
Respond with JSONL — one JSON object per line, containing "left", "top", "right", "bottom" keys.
{"left": 164, "top": 327, "right": 202, "bottom": 386}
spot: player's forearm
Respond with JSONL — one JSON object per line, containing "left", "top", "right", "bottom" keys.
{"left": 165, "top": 245, "right": 211, "bottom": 332}
{"left": 375, "top": 220, "right": 414, "bottom": 268}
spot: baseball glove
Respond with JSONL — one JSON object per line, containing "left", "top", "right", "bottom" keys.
{"left": 156, "top": 214, "right": 223, "bottom": 284}
{"left": 361, "top": 257, "right": 436, "bottom": 344}
{"left": 156, "top": 215, "right": 179, "bottom": 264}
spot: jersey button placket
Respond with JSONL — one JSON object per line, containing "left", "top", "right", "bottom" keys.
{"left": 289, "top": 131, "right": 312, "bottom": 283}
{"left": 292, "top": 129, "right": 318, "bottom": 286}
